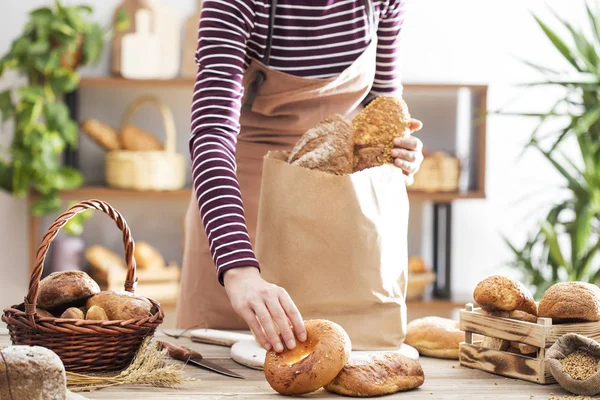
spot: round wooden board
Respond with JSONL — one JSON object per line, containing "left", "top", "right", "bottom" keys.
{"left": 230, "top": 340, "right": 420, "bottom": 371}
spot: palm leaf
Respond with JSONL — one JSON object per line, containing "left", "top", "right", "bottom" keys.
{"left": 534, "top": 13, "right": 581, "bottom": 71}
{"left": 586, "top": 0, "right": 600, "bottom": 46}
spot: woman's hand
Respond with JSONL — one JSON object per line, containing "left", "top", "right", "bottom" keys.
{"left": 391, "top": 119, "right": 424, "bottom": 186}
{"left": 223, "top": 267, "right": 307, "bottom": 353}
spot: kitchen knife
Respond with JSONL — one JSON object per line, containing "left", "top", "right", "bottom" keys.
{"left": 157, "top": 340, "right": 245, "bottom": 379}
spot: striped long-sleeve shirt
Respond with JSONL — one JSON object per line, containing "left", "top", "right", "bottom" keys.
{"left": 190, "top": 0, "right": 407, "bottom": 285}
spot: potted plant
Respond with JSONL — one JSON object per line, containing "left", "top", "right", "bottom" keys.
{"left": 46, "top": 202, "right": 93, "bottom": 276}
{"left": 0, "top": 0, "right": 129, "bottom": 215}
{"left": 503, "top": 1, "right": 600, "bottom": 298}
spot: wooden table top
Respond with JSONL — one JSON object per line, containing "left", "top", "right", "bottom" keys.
{"left": 0, "top": 329, "right": 572, "bottom": 400}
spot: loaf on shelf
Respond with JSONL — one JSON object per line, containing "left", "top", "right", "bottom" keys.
{"left": 406, "top": 256, "right": 436, "bottom": 300}
{"left": 410, "top": 151, "right": 460, "bottom": 192}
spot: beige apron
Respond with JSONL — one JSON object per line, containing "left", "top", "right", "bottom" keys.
{"left": 176, "top": 2, "right": 380, "bottom": 330}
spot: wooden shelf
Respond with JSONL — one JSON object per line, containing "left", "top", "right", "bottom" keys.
{"left": 79, "top": 76, "right": 489, "bottom": 92}
{"left": 51, "top": 186, "right": 483, "bottom": 202}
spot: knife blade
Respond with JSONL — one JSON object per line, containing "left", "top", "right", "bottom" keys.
{"left": 157, "top": 340, "right": 245, "bottom": 379}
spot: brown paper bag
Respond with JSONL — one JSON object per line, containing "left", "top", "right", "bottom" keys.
{"left": 255, "top": 151, "right": 409, "bottom": 350}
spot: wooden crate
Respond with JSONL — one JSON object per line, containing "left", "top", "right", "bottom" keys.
{"left": 458, "top": 303, "right": 600, "bottom": 384}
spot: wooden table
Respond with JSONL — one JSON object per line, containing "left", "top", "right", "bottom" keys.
{"left": 0, "top": 330, "right": 573, "bottom": 399}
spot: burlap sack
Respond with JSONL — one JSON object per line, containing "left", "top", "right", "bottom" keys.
{"left": 255, "top": 151, "right": 409, "bottom": 350}
{"left": 546, "top": 333, "right": 600, "bottom": 396}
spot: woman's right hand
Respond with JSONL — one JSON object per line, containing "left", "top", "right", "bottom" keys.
{"left": 223, "top": 266, "right": 307, "bottom": 352}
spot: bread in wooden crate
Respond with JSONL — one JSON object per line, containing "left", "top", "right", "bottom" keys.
{"left": 459, "top": 303, "right": 600, "bottom": 384}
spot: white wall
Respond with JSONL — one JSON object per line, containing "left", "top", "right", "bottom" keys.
{"left": 0, "top": 0, "right": 583, "bottom": 314}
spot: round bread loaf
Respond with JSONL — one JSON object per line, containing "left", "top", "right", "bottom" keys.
{"left": 538, "top": 281, "right": 600, "bottom": 322}
{"left": 404, "top": 316, "right": 465, "bottom": 359}
{"left": 352, "top": 96, "right": 411, "bottom": 172}
{"left": 86, "top": 291, "right": 153, "bottom": 321}
{"left": 264, "top": 319, "right": 351, "bottom": 395}
{"left": 0, "top": 345, "right": 66, "bottom": 400}
{"left": 60, "top": 307, "right": 84, "bottom": 320}
{"left": 408, "top": 256, "right": 428, "bottom": 274}
{"left": 37, "top": 271, "right": 100, "bottom": 310}
{"left": 473, "top": 275, "right": 537, "bottom": 315}
{"left": 288, "top": 114, "right": 354, "bottom": 175}
{"left": 324, "top": 353, "right": 424, "bottom": 397}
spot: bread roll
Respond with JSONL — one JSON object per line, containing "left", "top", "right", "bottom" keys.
{"left": 36, "top": 308, "right": 54, "bottom": 318}
{"left": 508, "top": 342, "right": 537, "bottom": 355}
{"left": 80, "top": 119, "right": 121, "bottom": 151}
{"left": 473, "top": 275, "right": 537, "bottom": 316}
{"left": 352, "top": 96, "right": 411, "bottom": 172}
{"left": 288, "top": 114, "right": 354, "bottom": 175}
{"left": 405, "top": 316, "right": 466, "bottom": 359}
{"left": 538, "top": 281, "right": 600, "bottom": 322}
{"left": 85, "top": 245, "right": 126, "bottom": 274}
{"left": 482, "top": 336, "right": 510, "bottom": 351}
{"left": 37, "top": 271, "right": 100, "bottom": 310}
{"left": 134, "top": 241, "right": 165, "bottom": 269}
{"left": 120, "top": 125, "right": 164, "bottom": 151}
{"left": 324, "top": 353, "right": 424, "bottom": 397}
{"left": 487, "top": 309, "right": 537, "bottom": 323}
{"left": 408, "top": 256, "right": 427, "bottom": 274}
{"left": 86, "top": 291, "right": 153, "bottom": 321}
{"left": 85, "top": 305, "right": 109, "bottom": 321}
{"left": 60, "top": 307, "right": 84, "bottom": 320}
{"left": 0, "top": 345, "right": 67, "bottom": 400}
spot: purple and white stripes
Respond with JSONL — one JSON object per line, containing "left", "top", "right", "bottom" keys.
{"left": 190, "top": 0, "right": 407, "bottom": 284}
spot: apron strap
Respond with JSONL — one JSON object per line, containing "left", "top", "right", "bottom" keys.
{"left": 242, "top": 0, "right": 374, "bottom": 110}
{"left": 242, "top": 0, "right": 278, "bottom": 110}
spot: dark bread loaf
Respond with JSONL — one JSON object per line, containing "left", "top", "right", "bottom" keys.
{"left": 37, "top": 271, "right": 100, "bottom": 310}
{"left": 288, "top": 114, "right": 354, "bottom": 175}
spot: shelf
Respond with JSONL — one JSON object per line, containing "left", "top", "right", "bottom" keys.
{"left": 79, "top": 76, "right": 489, "bottom": 93}
{"left": 44, "top": 186, "right": 483, "bottom": 202}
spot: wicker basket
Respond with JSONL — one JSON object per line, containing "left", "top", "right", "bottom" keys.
{"left": 411, "top": 152, "right": 460, "bottom": 192}
{"left": 2, "top": 200, "right": 164, "bottom": 373}
{"left": 406, "top": 272, "right": 437, "bottom": 300}
{"left": 105, "top": 96, "right": 185, "bottom": 191}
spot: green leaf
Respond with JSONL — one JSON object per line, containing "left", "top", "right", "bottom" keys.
{"left": 534, "top": 13, "right": 581, "bottom": 71}
{"left": 50, "top": 166, "right": 83, "bottom": 190}
{"left": 541, "top": 220, "right": 569, "bottom": 270}
{"left": 76, "top": 5, "right": 93, "bottom": 14}
{"left": 0, "top": 91, "right": 15, "bottom": 122}
{"left": 587, "top": 1, "right": 600, "bottom": 45}
{"left": 115, "top": 8, "right": 131, "bottom": 32}
{"left": 538, "top": 146, "right": 586, "bottom": 195}
{"left": 49, "top": 21, "right": 76, "bottom": 37}
{"left": 49, "top": 68, "right": 79, "bottom": 94}
{"left": 44, "top": 101, "right": 70, "bottom": 131}
{"left": 64, "top": 8, "right": 84, "bottom": 32}
{"left": 30, "top": 7, "right": 53, "bottom": 19}
{"left": 28, "top": 39, "right": 50, "bottom": 56}
{"left": 18, "top": 86, "right": 44, "bottom": 103}
{"left": 81, "top": 23, "right": 104, "bottom": 65}
{"left": 574, "top": 105, "right": 600, "bottom": 136}
{"left": 30, "top": 191, "right": 61, "bottom": 216}
{"left": 0, "top": 161, "right": 13, "bottom": 192}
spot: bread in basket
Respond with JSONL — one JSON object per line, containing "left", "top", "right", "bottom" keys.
{"left": 2, "top": 200, "right": 164, "bottom": 373}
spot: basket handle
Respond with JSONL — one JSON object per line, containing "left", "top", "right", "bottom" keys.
{"left": 120, "top": 95, "right": 177, "bottom": 153}
{"left": 25, "top": 200, "right": 137, "bottom": 317}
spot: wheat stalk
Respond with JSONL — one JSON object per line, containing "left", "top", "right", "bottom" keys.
{"left": 67, "top": 338, "right": 194, "bottom": 392}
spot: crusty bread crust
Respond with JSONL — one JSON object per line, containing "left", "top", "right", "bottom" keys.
{"left": 38, "top": 271, "right": 100, "bottom": 310}
{"left": 324, "top": 353, "right": 424, "bottom": 397}
{"left": 405, "top": 316, "right": 465, "bottom": 360}
{"left": 473, "top": 275, "right": 537, "bottom": 316}
{"left": 288, "top": 114, "right": 354, "bottom": 175}
{"left": 538, "top": 281, "right": 600, "bottom": 322}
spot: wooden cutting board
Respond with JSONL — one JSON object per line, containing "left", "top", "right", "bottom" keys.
{"left": 111, "top": 0, "right": 155, "bottom": 77}
{"left": 146, "top": 0, "right": 180, "bottom": 78}
{"left": 190, "top": 329, "right": 420, "bottom": 371}
{"left": 181, "top": 0, "right": 203, "bottom": 79}
{"left": 120, "top": 8, "right": 160, "bottom": 79}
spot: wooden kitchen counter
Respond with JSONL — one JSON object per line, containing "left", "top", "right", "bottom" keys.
{"left": 0, "top": 330, "right": 572, "bottom": 400}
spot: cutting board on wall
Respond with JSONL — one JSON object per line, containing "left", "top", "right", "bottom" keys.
{"left": 111, "top": 0, "right": 154, "bottom": 77}
{"left": 181, "top": 0, "right": 203, "bottom": 79}
{"left": 146, "top": 0, "right": 181, "bottom": 78}
{"left": 120, "top": 8, "right": 160, "bottom": 79}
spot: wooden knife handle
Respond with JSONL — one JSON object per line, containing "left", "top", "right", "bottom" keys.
{"left": 157, "top": 340, "right": 191, "bottom": 362}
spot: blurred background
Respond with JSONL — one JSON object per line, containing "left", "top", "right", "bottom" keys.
{"left": 0, "top": 0, "right": 594, "bottom": 328}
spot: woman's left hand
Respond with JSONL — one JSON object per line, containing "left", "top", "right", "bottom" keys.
{"left": 391, "top": 119, "right": 424, "bottom": 186}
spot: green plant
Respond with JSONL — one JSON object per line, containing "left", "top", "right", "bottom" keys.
{"left": 0, "top": 0, "right": 129, "bottom": 215}
{"left": 503, "top": 1, "right": 600, "bottom": 298}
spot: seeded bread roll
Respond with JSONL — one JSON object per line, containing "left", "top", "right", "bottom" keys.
{"left": 539, "top": 282, "right": 600, "bottom": 322}
{"left": 37, "top": 271, "right": 100, "bottom": 310}
{"left": 288, "top": 114, "right": 354, "bottom": 175}
{"left": 352, "top": 96, "right": 411, "bottom": 172}
{"left": 473, "top": 275, "right": 537, "bottom": 316}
